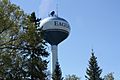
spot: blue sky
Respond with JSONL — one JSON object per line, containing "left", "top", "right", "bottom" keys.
{"left": 11, "top": 0, "right": 120, "bottom": 79}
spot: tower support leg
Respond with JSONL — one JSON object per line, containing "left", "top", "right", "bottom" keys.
{"left": 51, "top": 45, "right": 58, "bottom": 73}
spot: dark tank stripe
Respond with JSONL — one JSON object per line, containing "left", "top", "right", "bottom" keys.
{"left": 44, "top": 29, "right": 69, "bottom": 34}
{"left": 44, "top": 30, "right": 69, "bottom": 45}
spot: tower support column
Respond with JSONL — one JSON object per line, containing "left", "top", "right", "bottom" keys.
{"left": 51, "top": 45, "right": 58, "bottom": 73}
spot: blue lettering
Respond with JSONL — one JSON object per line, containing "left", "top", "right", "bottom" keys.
{"left": 54, "top": 21, "right": 68, "bottom": 28}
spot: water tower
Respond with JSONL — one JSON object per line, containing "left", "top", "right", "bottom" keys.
{"left": 39, "top": 11, "right": 70, "bottom": 73}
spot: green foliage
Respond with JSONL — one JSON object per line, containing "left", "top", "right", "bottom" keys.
{"left": 0, "top": 1, "right": 25, "bottom": 79}
{"left": 85, "top": 49, "right": 103, "bottom": 80}
{"left": 0, "top": 0, "right": 25, "bottom": 48}
{"left": 64, "top": 74, "right": 80, "bottom": 80}
{"left": 104, "top": 73, "right": 114, "bottom": 80}
{"left": 52, "top": 62, "right": 63, "bottom": 80}
{"left": 0, "top": 0, "right": 49, "bottom": 80}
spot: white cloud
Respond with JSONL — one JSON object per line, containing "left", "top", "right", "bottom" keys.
{"left": 39, "top": 0, "right": 55, "bottom": 18}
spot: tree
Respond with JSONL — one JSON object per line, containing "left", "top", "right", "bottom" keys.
{"left": 52, "top": 62, "right": 63, "bottom": 80}
{"left": 0, "top": 0, "right": 49, "bottom": 80}
{"left": 18, "top": 12, "right": 49, "bottom": 80}
{"left": 0, "top": 0, "right": 26, "bottom": 79}
{"left": 85, "top": 49, "right": 103, "bottom": 80}
{"left": 64, "top": 74, "right": 80, "bottom": 80}
{"left": 104, "top": 73, "right": 114, "bottom": 80}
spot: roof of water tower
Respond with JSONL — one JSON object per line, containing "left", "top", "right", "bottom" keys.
{"left": 40, "top": 17, "right": 70, "bottom": 32}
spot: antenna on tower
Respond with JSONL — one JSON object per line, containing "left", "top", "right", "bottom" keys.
{"left": 56, "top": 0, "right": 58, "bottom": 16}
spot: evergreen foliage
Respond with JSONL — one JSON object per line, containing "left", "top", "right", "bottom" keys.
{"left": 52, "top": 62, "right": 63, "bottom": 80}
{"left": 85, "top": 49, "right": 103, "bottom": 80}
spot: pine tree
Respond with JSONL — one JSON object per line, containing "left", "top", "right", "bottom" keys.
{"left": 52, "top": 62, "right": 63, "bottom": 80}
{"left": 85, "top": 49, "right": 103, "bottom": 80}
{"left": 17, "top": 12, "right": 49, "bottom": 80}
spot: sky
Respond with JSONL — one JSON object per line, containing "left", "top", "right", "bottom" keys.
{"left": 10, "top": 0, "right": 120, "bottom": 79}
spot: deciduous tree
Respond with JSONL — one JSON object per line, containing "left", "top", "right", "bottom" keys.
{"left": 104, "top": 73, "right": 114, "bottom": 80}
{"left": 0, "top": 0, "right": 49, "bottom": 80}
{"left": 64, "top": 74, "right": 80, "bottom": 80}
